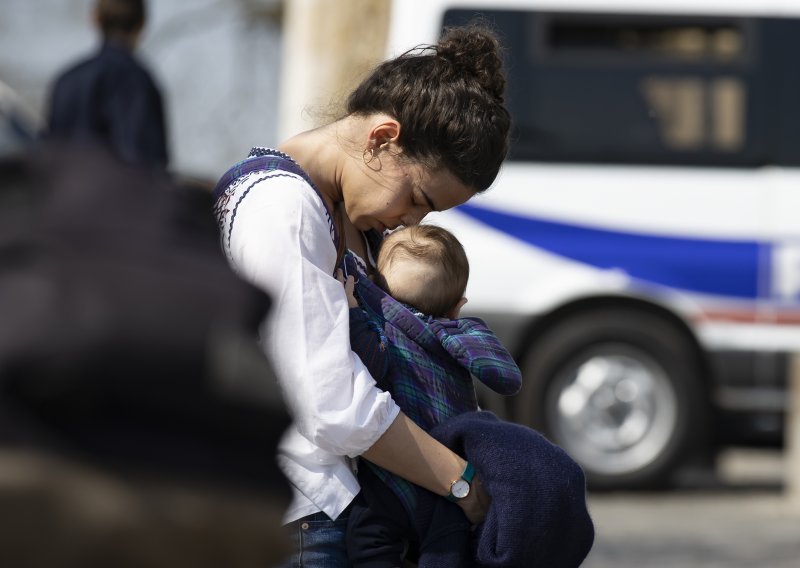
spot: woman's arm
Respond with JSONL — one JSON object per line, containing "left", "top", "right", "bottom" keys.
{"left": 362, "top": 412, "right": 490, "bottom": 524}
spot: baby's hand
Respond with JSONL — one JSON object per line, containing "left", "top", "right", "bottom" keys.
{"left": 336, "top": 269, "right": 359, "bottom": 308}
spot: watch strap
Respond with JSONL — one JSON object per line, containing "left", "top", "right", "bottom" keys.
{"left": 461, "top": 461, "right": 475, "bottom": 484}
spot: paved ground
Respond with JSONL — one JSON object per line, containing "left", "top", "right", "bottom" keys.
{"left": 582, "top": 449, "right": 800, "bottom": 567}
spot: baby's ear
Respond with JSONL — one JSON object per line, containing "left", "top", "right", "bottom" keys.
{"left": 448, "top": 297, "right": 468, "bottom": 319}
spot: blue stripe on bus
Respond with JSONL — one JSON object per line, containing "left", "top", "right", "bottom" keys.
{"left": 457, "top": 203, "right": 765, "bottom": 300}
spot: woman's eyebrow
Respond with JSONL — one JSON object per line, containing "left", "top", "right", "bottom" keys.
{"left": 420, "top": 190, "right": 438, "bottom": 212}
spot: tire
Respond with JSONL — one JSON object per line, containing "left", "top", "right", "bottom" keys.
{"left": 515, "top": 308, "right": 707, "bottom": 490}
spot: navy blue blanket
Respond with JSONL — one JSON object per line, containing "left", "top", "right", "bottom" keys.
{"left": 416, "top": 411, "right": 595, "bottom": 567}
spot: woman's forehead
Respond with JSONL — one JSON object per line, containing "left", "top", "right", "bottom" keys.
{"left": 416, "top": 166, "right": 474, "bottom": 209}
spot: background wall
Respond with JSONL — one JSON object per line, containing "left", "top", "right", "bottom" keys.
{"left": 0, "top": 0, "right": 284, "bottom": 181}
{"left": 277, "top": 0, "right": 391, "bottom": 142}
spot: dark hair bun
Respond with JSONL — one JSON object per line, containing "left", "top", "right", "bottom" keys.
{"left": 437, "top": 26, "right": 506, "bottom": 102}
{"left": 346, "top": 22, "right": 510, "bottom": 192}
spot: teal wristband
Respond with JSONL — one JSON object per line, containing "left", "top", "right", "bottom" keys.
{"left": 462, "top": 461, "right": 475, "bottom": 483}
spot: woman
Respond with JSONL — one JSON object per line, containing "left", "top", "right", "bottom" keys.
{"left": 214, "top": 24, "right": 511, "bottom": 565}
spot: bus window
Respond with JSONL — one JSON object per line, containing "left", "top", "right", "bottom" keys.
{"left": 545, "top": 19, "right": 744, "bottom": 61}
{"left": 441, "top": 9, "right": 779, "bottom": 167}
{"left": 641, "top": 76, "right": 745, "bottom": 152}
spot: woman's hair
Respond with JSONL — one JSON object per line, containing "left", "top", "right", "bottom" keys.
{"left": 376, "top": 224, "right": 469, "bottom": 318}
{"left": 96, "top": 0, "right": 146, "bottom": 36}
{"left": 346, "top": 23, "right": 511, "bottom": 193}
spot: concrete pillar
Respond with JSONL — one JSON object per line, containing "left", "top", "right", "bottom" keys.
{"left": 278, "top": 0, "right": 392, "bottom": 141}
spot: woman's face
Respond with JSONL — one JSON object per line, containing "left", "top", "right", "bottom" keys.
{"left": 342, "top": 152, "right": 475, "bottom": 234}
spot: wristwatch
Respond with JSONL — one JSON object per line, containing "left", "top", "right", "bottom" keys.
{"left": 446, "top": 461, "right": 475, "bottom": 502}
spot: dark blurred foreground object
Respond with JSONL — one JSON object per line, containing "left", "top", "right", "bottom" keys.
{"left": 0, "top": 143, "right": 292, "bottom": 567}
{"left": 46, "top": 0, "right": 169, "bottom": 169}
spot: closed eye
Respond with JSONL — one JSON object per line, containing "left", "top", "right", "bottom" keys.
{"left": 419, "top": 189, "right": 438, "bottom": 212}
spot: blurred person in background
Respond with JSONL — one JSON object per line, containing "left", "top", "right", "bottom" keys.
{"left": 45, "top": 0, "right": 168, "bottom": 169}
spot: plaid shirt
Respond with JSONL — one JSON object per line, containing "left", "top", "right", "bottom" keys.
{"left": 345, "top": 252, "right": 522, "bottom": 518}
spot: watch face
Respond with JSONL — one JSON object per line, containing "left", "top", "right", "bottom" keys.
{"left": 451, "top": 479, "right": 470, "bottom": 499}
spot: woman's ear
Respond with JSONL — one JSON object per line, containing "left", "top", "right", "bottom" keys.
{"left": 368, "top": 118, "right": 401, "bottom": 152}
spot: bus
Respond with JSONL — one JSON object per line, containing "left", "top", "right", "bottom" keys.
{"left": 387, "top": 0, "right": 800, "bottom": 489}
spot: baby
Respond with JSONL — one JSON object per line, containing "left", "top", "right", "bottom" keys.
{"left": 340, "top": 224, "right": 522, "bottom": 566}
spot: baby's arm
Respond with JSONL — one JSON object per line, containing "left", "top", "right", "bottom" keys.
{"left": 337, "top": 270, "right": 390, "bottom": 384}
{"left": 431, "top": 317, "right": 522, "bottom": 396}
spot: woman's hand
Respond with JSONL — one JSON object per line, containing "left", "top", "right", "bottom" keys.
{"left": 335, "top": 269, "right": 359, "bottom": 308}
{"left": 456, "top": 473, "right": 491, "bottom": 526}
{"left": 363, "top": 414, "right": 493, "bottom": 527}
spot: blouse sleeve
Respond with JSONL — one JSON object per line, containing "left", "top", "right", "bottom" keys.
{"left": 225, "top": 173, "right": 400, "bottom": 457}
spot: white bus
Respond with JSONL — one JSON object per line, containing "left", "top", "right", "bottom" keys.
{"left": 388, "top": 0, "right": 800, "bottom": 489}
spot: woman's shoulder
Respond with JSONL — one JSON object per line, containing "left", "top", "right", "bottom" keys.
{"left": 221, "top": 167, "right": 323, "bottom": 211}
{"left": 213, "top": 147, "right": 334, "bottom": 219}
{"left": 216, "top": 167, "right": 335, "bottom": 251}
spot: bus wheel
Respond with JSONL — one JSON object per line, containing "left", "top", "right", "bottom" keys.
{"left": 516, "top": 308, "right": 706, "bottom": 490}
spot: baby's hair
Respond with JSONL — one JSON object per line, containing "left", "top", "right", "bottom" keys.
{"left": 376, "top": 225, "right": 469, "bottom": 318}
{"left": 346, "top": 22, "right": 511, "bottom": 193}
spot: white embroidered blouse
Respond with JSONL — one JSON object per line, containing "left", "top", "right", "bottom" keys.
{"left": 216, "top": 168, "right": 400, "bottom": 523}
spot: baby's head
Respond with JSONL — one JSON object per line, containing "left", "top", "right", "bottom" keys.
{"left": 376, "top": 224, "right": 469, "bottom": 318}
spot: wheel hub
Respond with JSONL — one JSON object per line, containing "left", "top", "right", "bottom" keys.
{"left": 548, "top": 346, "right": 679, "bottom": 476}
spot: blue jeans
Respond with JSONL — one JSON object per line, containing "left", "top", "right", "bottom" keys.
{"left": 274, "top": 508, "right": 351, "bottom": 568}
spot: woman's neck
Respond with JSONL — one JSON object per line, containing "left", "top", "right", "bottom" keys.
{"left": 341, "top": 213, "right": 373, "bottom": 272}
{"left": 278, "top": 123, "right": 346, "bottom": 213}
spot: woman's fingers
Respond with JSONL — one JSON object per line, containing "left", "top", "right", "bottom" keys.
{"left": 457, "top": 474, "right": 490, "bottom": 526}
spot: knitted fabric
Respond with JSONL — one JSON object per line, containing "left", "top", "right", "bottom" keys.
{"left": 417, "top": 411, "right": 595, "bottom": 568}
